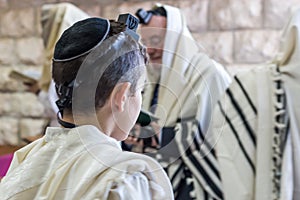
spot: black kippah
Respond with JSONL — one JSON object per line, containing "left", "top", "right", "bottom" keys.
{"left": 53, "top": 17, "right": 110, "bottom": 61}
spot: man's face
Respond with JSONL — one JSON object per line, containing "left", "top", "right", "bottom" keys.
{"left": 140, "top": 15, "right": 167, "bottom": 69}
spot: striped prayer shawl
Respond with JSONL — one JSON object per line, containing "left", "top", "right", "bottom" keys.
{"left": 213, "top": 66, "right": 289, "bottom": 200}
{"left": 174, "top": 119, "right": 223, "bottom": 200}
{"left": 217, "top": 75, "right": 257, "bottom": 175}
{"left": 154, "top": 119, "right": 223, "bottom": 200}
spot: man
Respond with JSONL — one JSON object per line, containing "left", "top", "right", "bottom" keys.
{"left": 125, "top": 4, "right": 231, "bottom": 200}
{"left": 21, "top": 3, "right": 89, "bottom": 143}
{"left": 0, "top": 16, "right": 173, "bottom": 200}
{"left": 26, "top": 2, "right": 90, "bottom": 126}
{"left": 212, "top": 7, "right": 300, "bottom": 200}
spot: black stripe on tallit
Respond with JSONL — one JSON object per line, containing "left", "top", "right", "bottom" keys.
{"left": 282, "top": 119, "right": 290, "bottom": 155}
{"left": 181, "top": 123, "right": 223, "bottom": 199}
{"left": 193, "top": 137, "right": 221, "bottom": 179}
{"left": 204, "top": 190, "right": 209, "bottom": 200}
{"left": 196, "top": 122, "right": 216, "bottom": 157}
{"left": 226, "top": 89, "right": 257, "bottom": 146}
{"left": 234, "top": 76, "right": 257, "bottom": 115}
{"left": 188, "top": 153, "right": 223, "bottom": 199}
{"left": 204, "top": 190, "right": 217, "bottom": 200}
{"left": 192, "top": 122, "right": 219, "bottom": 178}
{"left": 218, "top": 101, "right": 256, "bottom": 174}
{"left": 170, "top": 162, "right": 185, "bottom": 184}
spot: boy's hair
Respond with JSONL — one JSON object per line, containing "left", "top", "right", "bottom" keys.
{"left": 52, "top": 18, "right": 148, "bottom": 114}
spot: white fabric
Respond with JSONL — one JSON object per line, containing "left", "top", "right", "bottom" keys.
{"left": 0, "top": 125, "right": 173, "bottom": 200}
{"left": 213, "top": 63, "right": 287, "bottom": 200}
{"left": 139, "top": 4, "right": 231, "bottom": 200}
{"left": 213, "top": 7, "right": 300, "bottom": 200}
{"left": 280, "top": 132, "right": 293, "bottom": 200}
{"left": 48, "top": 81, "right": 59, "bottom": 118}
{"left": 254, "top": 66, "right": 274, "bottom": 200}
{"left": 142, "top": 5, "right": 231, "bottom": 134}
{"left": 174, "top": 119, "right": 223, "bottom": 199}
{"left": 213, "top": 69, "right": 261, "bottom": 200}
{"left": 37, "top": 81, "right": 59, "bottom": 127}
{"left": 275, "top": 7, "right": 300, "bottom": 199}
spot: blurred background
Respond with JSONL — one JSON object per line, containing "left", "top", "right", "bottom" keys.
{"left": 0, "top": 0, "right": 299, "bottom": 147}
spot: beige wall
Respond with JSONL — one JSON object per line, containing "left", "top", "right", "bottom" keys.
{"left": 0, "top": 0, "right": 299, "bottom": 145}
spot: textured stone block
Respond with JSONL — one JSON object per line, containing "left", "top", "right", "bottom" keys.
{"left": 1, "top": 66, "right": 42, "bottom": 92}
{"left": 178, "top": 0, "right": 208, "bottom": 32}
{"left": 0, "top": 67, "right": 25, "bottom": 92}
{"left": 234, "top": 30, "right": 280, "bottom": 63}
{"left": 193, "top": 31, "right": 233, "bottom": 64}
{"left": 78, "top": 4, "right": 101, "bottom": 17}
{"left": 0, "top": 93, "right": 11, "bottom": 115}
{"left": 8, "top": 0, "right": 58, "bottom": 8}
{"left": 102, "top": 2, "right": 154, "bottom": 20}
{"left": 102, "top": 1, "right": 178, "bottom": 19}
{"left": 16, "top": 37, "right": 44, "bottom": 65}
{"left": 0, "top": 8, "right": 35, "bottom": 37}
{"left": 0, "top": 39, "right": 17, "bottom": 65}
{"left": 17, "top": 93, "right": 45, "bottom": 117}
{"left": 0, "top": 0, "right": 8, "bottom": 9}
{"left": 20, "top": 118, "right": 47, "bottom": 138}
{"left": 0, "top": 93, "right": 44, "bottom": 117}
{"left": 209, "top": 0, "right": 262, "bottom": 30}
{"left": 0, "top": 117, "right": 19, "bottom": 145}
{"left": 58, "top": 0, "right": 107, "bottom": 5}
{"left": 264, "top": 0, "right": 300, "bottom": 29}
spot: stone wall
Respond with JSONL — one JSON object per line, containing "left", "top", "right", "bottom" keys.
{"left": 0, "top": 0, "right": 299, "bottom": 145}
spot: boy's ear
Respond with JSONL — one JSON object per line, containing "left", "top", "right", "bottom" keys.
{"left": 112, "top": 82, "right": 131, "bottom": 112}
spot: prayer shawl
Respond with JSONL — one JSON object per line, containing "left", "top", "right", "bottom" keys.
{"left": 142, "top": 5, "right": 231, "bottom": 131}
{"left": 38, "top": 3, "right": 89, "bottom": 125}
{"left": 0, "top": 125, "right": 173, "bottom": 200}
{"left": 141, "top": 5, "right": 231, "bottom": 200}
{"left": 213, "top": 7, "right": 300, "bottom": 200}
{"left": 39, "top": 3, "right": 89, "bottom": 91}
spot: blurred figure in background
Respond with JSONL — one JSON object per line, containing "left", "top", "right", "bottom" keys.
{"left": 29, "top": 2, "right": 89, "bottom": 125}
{"left": 22, "top": 3, "right": 89, "bottom": 142}
{"left": 124, "top": 4, "right": 231, "bottom": 200}
{"left": 212, "top": 6, "right": 300, "bottom": 200}
{"left": 0, "top": 3, "right": 89, "bottom": 179}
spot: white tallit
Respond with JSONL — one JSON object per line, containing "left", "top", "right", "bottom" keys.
{"left": 213, "top": 7, "right": 300, "bottom": 200}
{"left": 142, "top": 5, "right": 231, "bottom": 132}
{"left": 39, "top": 2, "right": 89, "bottom": 91}
{"left": 276, "top": 7, "right": 300, "bottom": 199}
{"left": 139, "top": 5, "right": 231, "bottom": 200}
{"left": 0, "top": 125, "right": 173, "bottom": 200}
{"left": 39, "top": 3, "right": 89, "bottom": 125}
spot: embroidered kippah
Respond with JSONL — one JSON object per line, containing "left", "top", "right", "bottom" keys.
{"left": 53, "top": 17, "right": 110, "bottom": 62}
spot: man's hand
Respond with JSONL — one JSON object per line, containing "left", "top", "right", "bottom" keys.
{"left": 124, "top": 121, "right": 161, "bottom": 153}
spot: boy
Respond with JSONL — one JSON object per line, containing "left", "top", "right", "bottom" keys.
{"left": 0, "top": 16, "right": 173, "bottom": 200}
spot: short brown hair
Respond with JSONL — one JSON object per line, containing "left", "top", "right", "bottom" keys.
{"left": 52, "top": 20, "right": 148, "bottom": 114}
